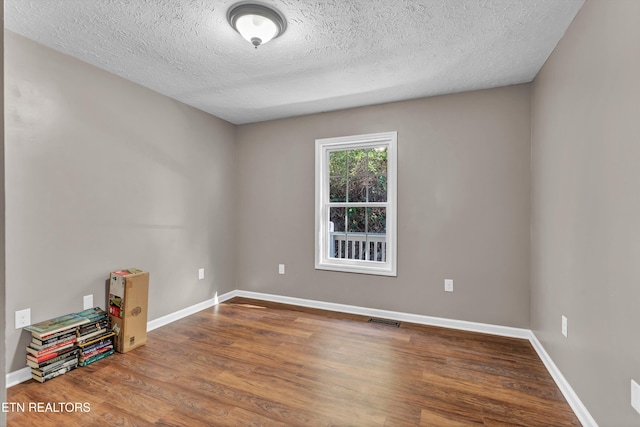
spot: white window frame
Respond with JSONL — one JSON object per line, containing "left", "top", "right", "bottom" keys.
{"left": 315, "top": 131, "right": 397, "bottom": 276}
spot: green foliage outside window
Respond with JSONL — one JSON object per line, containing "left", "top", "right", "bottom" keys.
{"left": 329, "top": 147, "right": 387, "bottom": 235}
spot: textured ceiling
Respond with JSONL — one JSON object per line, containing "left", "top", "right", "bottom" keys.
{"left": 5, "top": 0, "right": 584, "bottom": 124}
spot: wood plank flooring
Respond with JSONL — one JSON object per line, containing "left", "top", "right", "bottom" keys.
{"left": 6, "top": 298, "right": 580, "bottom": 426}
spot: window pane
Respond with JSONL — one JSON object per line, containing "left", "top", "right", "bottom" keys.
{"left": 347, "top": 206, "right": 366, "bottom": 260}
{"left": 347, "top": 207, "right": 366, "bottom": 233}
{"left": 367, "top": 207, "right": 386, "bottom": 262}
{"left": 347, "top": 236, "right": 367, "bottom": 260}
{"left": 368, "top": 175, "right": 387, "bottom": 202}
{"left": 367, "top": 207, "right": 386, "bottom": 234}
{"left": 348, "top": 175, "right": 368, "bottom": 202}
{"left": 347, "top": 149, "right": 368, "bottom": 178}
{"left": 329, "top": 207, "right": 346, "bottom": 232}
{"left": 329, "top": 207, "right": 346, "bottom": 259}
{"left": 332, "top": 238, "right": 346, "bottom": 259}
{"left": 366, "top": 239, "right": 387, "bottom": 262}
{"left": 329, "top": 177, "right": 347, "bottom": 202}
{"left": 329, "top": 151, "right": 346, "bottom": 177}
{"left": 368, "top": 147, "right": 387, "bottom": 175}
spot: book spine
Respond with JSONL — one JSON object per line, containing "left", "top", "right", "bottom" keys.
{"left": 79, "top": 349, "right": 114, "bottom": 367}
{"left": 26, "top": 339, "right": 76, "bottom": 356}
{"left": 79, "top": 337, "right": 114, "bottom": 354}
{"left": 26, "top": 351, "right": 59, "bottom": 364}
{"left": 32, "top": 331, "right": 77, "bottom": 346}
{"left": 77, "top": 321, "right": 108, "bottom": 336}
{"left": 35, "top": 326, "right": 79, "bottom": 341}
{"left": 80, "top": 345, "right": 114, "bottom": 361}
{"left": 32, "top": 364, "right": 78, "bottom": 383}
{"left": 79, "top": 316, "right": 109, "bottom": 329}
{"left": 78, "top": 332, "right": 115, "bottom": 349}
{"left": 76, "top": 328, "right": 111, "bottom": 343}
{"left": 79, "top": 317, "right": 108, "bottom": 326}
{"left": 26, "top": 344, "right": 76, "bottom": 362}
{"left": 78, "top": 332, "right": 114, "bottom": 345}
{"left": 27, "top": 349, "right": 79, "bottom": 368}
{"left": 31, "top": 333, "right": 77, "bottom": 349}
{"left": 33, "top": 357, "right": 79, "bottom": 376}
{"left": 78, "top": 318, "right": 108, "bottom": 329}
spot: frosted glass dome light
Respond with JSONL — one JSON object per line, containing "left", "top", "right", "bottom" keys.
{"left": 228, "top": 3, "right": 287, "bottom": 48}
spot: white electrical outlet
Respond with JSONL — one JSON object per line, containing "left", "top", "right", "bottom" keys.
{"left": 83, "top": 294, "right": 94, "bottom": 310}
{"left": 198, "top": 268, "right": 205, "bottom": 280}
{"left": 631, "top": 380, "right": 640, "bottom": 415}
{"left": 278, "top": 264, "right": 285, "bottom": 275}
{"left": 561, "top": 315, "right": 568, "bottom": 337}
{"left": 15, "top": 308, "right": 31, "bottom": 329}
{"left": 444, "top": 279, "right": 453, "bottom": 292}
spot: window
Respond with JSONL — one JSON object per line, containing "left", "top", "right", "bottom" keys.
{"left": 315, "top": 131, "right": 397, "bottom": 276}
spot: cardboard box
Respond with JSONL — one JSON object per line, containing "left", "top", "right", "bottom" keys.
{"left": 108, "top": 269, "right": 149, "bottom": 353}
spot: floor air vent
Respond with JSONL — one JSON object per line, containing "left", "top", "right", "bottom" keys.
{"left": 368, "top": 318, "right": 401, "bottom": 327}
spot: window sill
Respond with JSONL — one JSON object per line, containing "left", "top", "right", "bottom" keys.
{"left": 315, "top": 260, "right": 397, "bottom": 277}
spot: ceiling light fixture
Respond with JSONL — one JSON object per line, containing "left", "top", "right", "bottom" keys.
{"left": 227, "top": 2, "right": 287, "bottom": 49}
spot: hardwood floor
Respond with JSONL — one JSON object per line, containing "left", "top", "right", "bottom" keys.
{"left": 7, "top": 298, "right": 580, "bottom": 426}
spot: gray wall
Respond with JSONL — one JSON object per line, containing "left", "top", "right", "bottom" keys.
{"left": 1, "top": 3, "right": 7, "bottom": 424}
{"left": 4, "top": 32, "right": 237, "bottom": 373}
{"left": 531, "top": 0, "right": 640, "bottom": 425}
{"left": 235, "top": 85, "right": 531, "bottom": 328}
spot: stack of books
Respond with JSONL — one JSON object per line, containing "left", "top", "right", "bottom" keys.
{"left": 76, "top": 307, "right": 115, "bottom": 366}
{"left": 24, "top": 307, "right": 117, "bottom": 382}
{"left": 25, "top": 313, "right": 88, "bottom": 383}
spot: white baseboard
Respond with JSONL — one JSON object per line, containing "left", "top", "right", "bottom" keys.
{"left": 146, "top": 290, "right": 235, "bottom": 332}
{"left": 231, "top": 290, "right": 531, "bottom": 339}
{"left": 6, "top": 367, "right": 31, "bottom": 388}
{"left": 4, "top": 288, "right": 598, "bottom": 427}
{"left": 529, "top": 332, "right": 598, "bottom": 427}
{"left": 146, "top": 298, "right": 219, "bottom": 332}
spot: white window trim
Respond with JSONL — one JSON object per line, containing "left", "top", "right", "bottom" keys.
{"left": 315, "top": 131, "right": 397, "bottom": 277}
